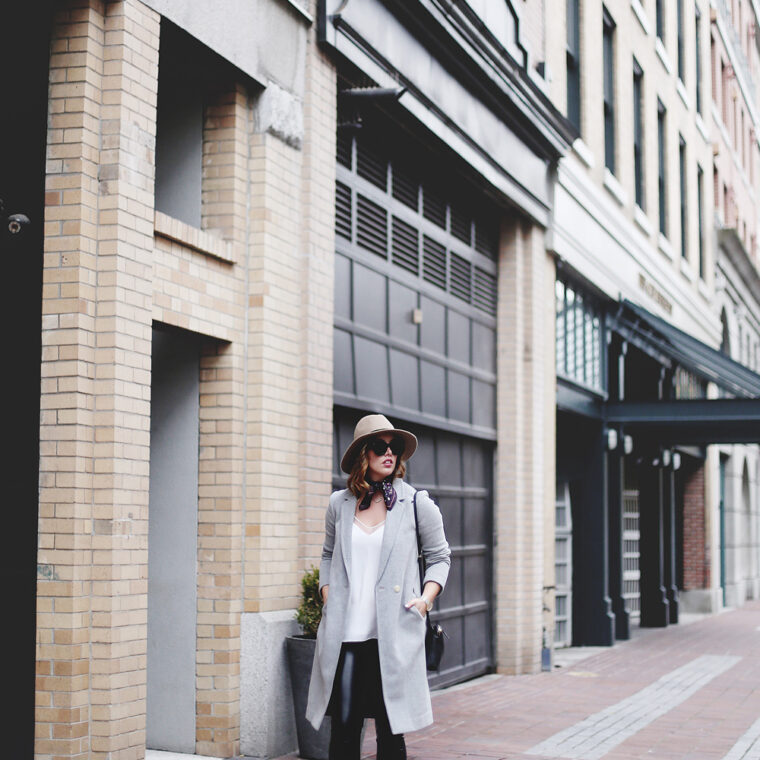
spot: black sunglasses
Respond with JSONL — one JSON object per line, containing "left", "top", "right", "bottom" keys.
{"left": 366, "top": 436, "right": 405, "bottom": 457}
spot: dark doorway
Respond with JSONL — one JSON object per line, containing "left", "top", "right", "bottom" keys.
{"left": 1, "top": 3, "right": 54, "bottom": 756}
{"left": 147, "top": 326, "right": 201, "bottom": 751}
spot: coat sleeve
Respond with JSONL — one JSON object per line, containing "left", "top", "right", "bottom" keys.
{"left": 319, "top": 492, "right": 338, "bottom": 593}
{"left": 416, "top": 489, "right": 451, "bottom": 593}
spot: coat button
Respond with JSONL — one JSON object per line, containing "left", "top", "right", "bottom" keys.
{"left": 393, "top": 585, "right": 400, "bottom": 592}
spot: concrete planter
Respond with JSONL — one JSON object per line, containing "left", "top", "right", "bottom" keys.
{"left": 285, "top": 635, "right": 330, "bottom": 759}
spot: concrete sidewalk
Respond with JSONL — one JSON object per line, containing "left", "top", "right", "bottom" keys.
{"left": 279, "top": 600, "right": 760, "bottom": 759}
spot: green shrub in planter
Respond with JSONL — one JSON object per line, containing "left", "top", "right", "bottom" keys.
{"left": 295, "top": 565, "right": 323, "bottom": 638}
{"left": 287, "top": 565, "right": 329, "bottom": 759}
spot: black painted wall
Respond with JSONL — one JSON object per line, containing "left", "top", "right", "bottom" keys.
{"left": 1, "top": 4, "right": 54, "bottom": 756}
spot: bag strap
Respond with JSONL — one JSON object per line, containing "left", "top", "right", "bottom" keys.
{"left": 412, "top": 491, "right": 436, "bottom": 632}
{"left": 412, "top": 489, "right": 424, "bottom": 581}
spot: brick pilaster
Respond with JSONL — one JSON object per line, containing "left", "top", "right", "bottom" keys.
{"left": 195, "top": 84, "right": 249, "bottom": 757}
{"left": 36, "top": 1, "right": 159, "bottom": 757}
{"left": 37, "top": 3, "right": 104, "bottom": 756}
{"left": 494, "top": 219, "right": 554, "bottom": 675}
{"left": 683, "top": 464, "right": 710, "bottom": 589}
{"left": 89, "top": 2, "right": 158, "bottom": 756}
{"left": 243, "top": 130, "right": 304, "bottom": 613}
{"left": 297, "top": 1, "right": 338, "bottom": 572}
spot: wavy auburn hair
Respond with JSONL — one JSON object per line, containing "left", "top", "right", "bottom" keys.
{"left": 346, "top": 443, "right": 406, "bottom": 503}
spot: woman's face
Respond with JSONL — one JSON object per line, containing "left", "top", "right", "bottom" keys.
{"left": 366, "top": 433, "right": 397, "bottom": 482}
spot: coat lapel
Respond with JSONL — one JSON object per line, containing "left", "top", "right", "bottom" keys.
{"left": 376, "top": 479, "right": 409, "bottom": 581}
{"left": 340, "top": 491, "right": 356, "bottom": 580}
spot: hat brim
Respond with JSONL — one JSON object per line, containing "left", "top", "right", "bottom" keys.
{"left": 340, "top": 428, "right": 418, "bottom": 474}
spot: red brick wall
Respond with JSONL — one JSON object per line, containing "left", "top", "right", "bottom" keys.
{"left": 682, "top": 465, "right": 710, "bottom": 589}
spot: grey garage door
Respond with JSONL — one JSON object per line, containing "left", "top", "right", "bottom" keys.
{"left": 332, "top": 115, "right": 497, "bottom": 686}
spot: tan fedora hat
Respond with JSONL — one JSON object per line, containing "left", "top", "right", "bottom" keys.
{"left": 340, "top": 414, "right": 418, "bottom": 474}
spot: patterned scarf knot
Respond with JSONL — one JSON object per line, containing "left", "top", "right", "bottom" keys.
{"left": 358, "top": 478, "right": 397, "bottom": 511}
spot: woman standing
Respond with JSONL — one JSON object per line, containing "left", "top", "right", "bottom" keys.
{"left": 306, "top": 414, "right": 451, "bottom": 759}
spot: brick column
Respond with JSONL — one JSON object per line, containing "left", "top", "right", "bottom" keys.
{"left": 239, "top": 5, "right": 337, "bottom": 753}
{"left": 37, "top": 4, "right": 104, "bottom": 756}
{"left": 90, "top": 2, "right": 158, "bottom": 756}
{"left": 195, "top": 84, "right": 249, "bottom": 757}
{"left": 297, "top": 4, "right": 338, "bottom": 571}
{"left": 239, "top": 96, "right": 308, "bottom": 759}
{"left": 36, "top": 2, "right": 159, "bottom": 757}
{"left": 683, "top": 464, "right": 709, "bottom": 590}
{"left": 494, "top": 219, "right": 554, "bottom": 675}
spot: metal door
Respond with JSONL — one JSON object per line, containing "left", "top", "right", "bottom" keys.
{"left": 331, "top": 111, "right": 497, "bottom": 686}
{"left": 554, "top": 482, "right": 573, "bottom": 647}
{"left": 622, "top": 489, "right": 642, "bottom": 622}
{"left": 332, "top": 119, "right": 498, "bottom": 436}
{"left": 719, "top": 456, "right": 727, "bottom": 605}
{"left": 333, "top": 409, "right": 494, "bottom": 687}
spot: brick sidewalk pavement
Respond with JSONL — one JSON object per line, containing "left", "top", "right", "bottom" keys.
{"left": 281, "top": 601, "right": 760, "bottom": 760}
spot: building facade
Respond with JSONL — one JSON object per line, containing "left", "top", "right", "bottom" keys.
{"left": 544, "top": 0, "right": 760, "bottom": 653}
{"left": 6, "top": 0, "right": 576, "bottom": 758}
{"left": 5, "top": 0, "right": 760, "bottom": 758}
{"left": 711, "top": 0, "right": 760, "bottom": 609}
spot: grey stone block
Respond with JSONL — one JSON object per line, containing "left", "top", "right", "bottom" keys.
{"left": 241, "top": 610, "right": 301, "bottom": 759}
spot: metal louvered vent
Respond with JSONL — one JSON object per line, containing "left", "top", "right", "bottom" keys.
{"left": 335, "top": 181, "right": 352, "bottom": 240}
{"left": 450, "top": 205, "right": 472, "bottom": 245}
{"left": 391, "top": 216, "right": 419, "bottom": 275}
{"left": 422, "top": 235, "right": 447, "bottom": 290}
{"left": 337, "top": 132, "right": 352, "bottom": 169}
{"left": 356, "top": 194, "right": 388, "bottom": 258}
{"left": 423, "top": 186, "right": 447, "bottom": 228}
{"left": 356, "top": 140, "right": 388, "bottom": 190}
{"left": 475, "top": 219, "right": 498, "bottom": 258}
{"left": 449, "top": 253, "right": 472, "bottom": 303}
{"left": 473, "top": 267, "right": 497, "bottom": 315}
{"left": 392, "top": 166, "right": 419, "bottom": 210}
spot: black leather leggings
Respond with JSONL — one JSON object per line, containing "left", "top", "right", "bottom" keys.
{"left": 329, "top": 639, "right": 406, "bottom": 760}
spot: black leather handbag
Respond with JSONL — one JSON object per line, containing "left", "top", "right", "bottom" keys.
{"left": 412, "top": 491, "right": 446, "bottom": 671}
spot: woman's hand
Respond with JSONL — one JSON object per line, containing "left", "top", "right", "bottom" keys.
{"left": 321, "top": 585, "right": 329, "bottom": 605}
{"left": 404, "top": 597, "right": 429, "bottom": 617}
{"left": 405, "top": 582, "right": 440, "bottom": 617}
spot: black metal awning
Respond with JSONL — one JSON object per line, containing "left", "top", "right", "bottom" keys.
{"left": 612, "top": 299, "right": 760, "bottom": 398}
{"left": 606, "top": 398, "right": 760, "bottom": 444}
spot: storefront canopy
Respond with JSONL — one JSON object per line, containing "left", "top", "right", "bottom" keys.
{"left": 612, "top": 299, "right": 760, "bottom": 398}
{"left": 606, "top": 300, "right": 760, "bottom": 445}
{"left": 606, "top": 398, "right": 760, "bottom": 444}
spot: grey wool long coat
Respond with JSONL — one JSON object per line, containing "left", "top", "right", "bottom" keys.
{"left": 305, "top": 478, "right": 451, "bottom": 735}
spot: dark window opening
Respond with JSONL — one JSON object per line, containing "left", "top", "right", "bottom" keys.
{"left": 697, "top": 166, "right": 705, "bottom": 279}
{"left": 695, "top": 8, "right": 703, "bottom": 114}
{"left": 658, "top": 100, "right": 667, "bottom": 237}
{"left": 679, "top": 135, "right": 687, "bottom": 260}
{"left": 567, "top": 0, "right": 582, "bottom": 132}
{"left": 603, "top": 9, "right": 616, "bottom": 174}
{"left": 155, "top": 22, "right": 205, "bottom": 227}
{"left": 677, "top": 0, "right": 685, "bottom": 81}
{"left": 633, "top": 59, "right": 645, "bottom": 210}
{"left": 656, "top": 0, "right": 665, "bottom": 41}
{"left": 154, "top": 20, "right": 234, "bottom": 229}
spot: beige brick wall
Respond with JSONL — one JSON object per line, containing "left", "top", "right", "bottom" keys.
{"left": 37, "top": 0, "right": 337, "bottom": 755}
{"left": 37, "top": 5, "right": 103, "bottom": 756}
{"left": 194, "top": 86, "right": 249, "bottom": 757}
{"left": 37, "top": 1, "right": 160, "bottom": 758}
{"left": 297, "top": 8, "right": 338, "bottom": 572}
{"left": 494, "top": 219, "right": 553, "bottom": 675}
{"left": 242, "top": 129, "right": 305, "bottom": 613}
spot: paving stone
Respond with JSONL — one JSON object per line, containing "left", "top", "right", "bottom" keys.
{"left": 274, "top": 602, "right": 760, "bottom": 760}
